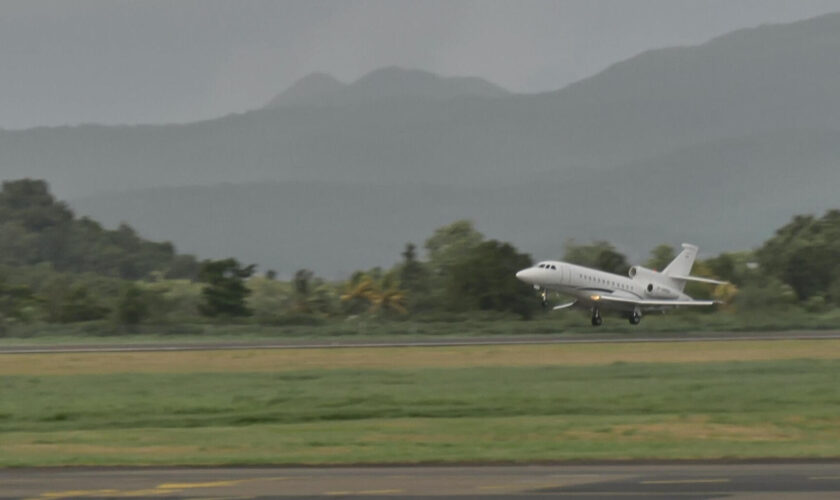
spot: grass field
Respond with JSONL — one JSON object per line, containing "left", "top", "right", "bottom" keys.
{"left": 2, "top": 307, "right": 840, "bottom": 346}
{"left": 2, "top": 340, "right": 840, "bottom": 466}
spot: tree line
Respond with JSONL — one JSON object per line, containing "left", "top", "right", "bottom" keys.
{"left": 0, "top": 179, "right": 839, "bottom": 332}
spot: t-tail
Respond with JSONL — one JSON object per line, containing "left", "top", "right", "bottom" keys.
{"left": 662, "top": 243, "right": 726, "bottom": 290}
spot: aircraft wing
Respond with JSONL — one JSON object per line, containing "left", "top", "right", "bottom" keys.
{"left": 593, "top": 295, "right": 718, "bottom": 307}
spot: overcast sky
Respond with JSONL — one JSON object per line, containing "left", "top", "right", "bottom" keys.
{"left": 2, "top": 0, "right": 839, "bottom": 130}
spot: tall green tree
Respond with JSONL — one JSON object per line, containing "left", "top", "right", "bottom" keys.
{"left": 446, "top": 240, "right": 536, "bottom": 319}
{"left": 398, "top": 242, "right": 431, "bottom": 310}
{"left": 645, "top": 244, "right": 675, "bottom": 271}
{"left": 0, "top": 276, "right": 38, "bottom": 325}
{"left": 563, "top": 240, "right": 630, "bottom": 275}
{"left": 52, "top": 285, "right": 110, "bottom": 323}
{"left": 756, "top": 210, "right": 840, "bottom": 300}
{"left": 115, "top": 284, "right": 151, "bottom": 325}
{"left": 424, "top": 220, "right": 484, "bottom": 276}
{"left": 198, "top": 258, "right": 256, "bottom": 317}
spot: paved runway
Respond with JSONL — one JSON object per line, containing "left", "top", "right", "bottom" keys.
{"left": 2, "top": 330, "right": 840, "bottom": 354}
{"left": 3, "top": 463, "right": 840, "bottom": 499}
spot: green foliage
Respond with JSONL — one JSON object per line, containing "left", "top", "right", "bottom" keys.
{"left": 291, "top": 269, "right": 334, "bottom": 315}
{"left": 50, "top": 285, "right": 111, "bottom": 323}
{"left": 115, "top": 284, "right": 152, "bottom": 326}
{"left": 398, "top": 243, "right": 429, "bottom": 292}
{"left": 756, "top": 210, "right": 840, "bottom": 300}
{"left": 563, "top": 240, "right": 630, "bottom": 275}
{"left": 0, "top": 276, "right": 38, "bottom": 334}
{"left": 138, "top": 279, "right": 203, "bottom": 324}
{"left": 733, "top": 278, "right": 797, "bottom": 312}
{"left": 446, "top": 240, "right": 535, "bottom": 319}
{"left": 247, "top": 276, "right": 292, "bottom": 323}
{"left": 424, "top": 220, "right": 483, "bottom": 276}
{"left": 0, "top": 179, "right": 199, "bottom": 279}
{"left": 198, "top": 258, "right": 256, "bottom": 317}
{"left": 645, "top": 244, "right": 676, "bottom": 271}
{"left": 1, "top": 186, "right": 838, "bottom": 331}
{"left": 829, "top": 278, "right": 840, "bottom": 308}
{"left": 703, "top": 252, "right": 753, "bottom": 286}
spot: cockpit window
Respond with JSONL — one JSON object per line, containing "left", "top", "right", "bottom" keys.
{"left": 550, "top": 265, "right": 557, "bottom": 270}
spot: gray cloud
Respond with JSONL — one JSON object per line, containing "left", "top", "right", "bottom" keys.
{"left": 1, "top": 0, "right": 839, "bottom": 129}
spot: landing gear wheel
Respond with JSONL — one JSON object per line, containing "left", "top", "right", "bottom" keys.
{"left": 629, "top": 310, "right": 642, "bottom": 325}
{"left": 540, "top": 290, "right": 548, "bottom": 309}
{"left": 591, "top": 309, "right": 602, "bottom": 326}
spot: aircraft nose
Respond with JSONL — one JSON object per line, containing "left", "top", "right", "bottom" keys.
{"left": 516, "top": 268, "right": 535, "bottom": 283}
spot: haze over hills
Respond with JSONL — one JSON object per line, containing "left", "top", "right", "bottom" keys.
{"left": 70, "top": 127, "right": 840, "bottom": 276}
{"left": 6, "top": 12, "right": 840, "bottom": 274}
{"left": 265, "top": 67, "right": 511, "bottom": 108}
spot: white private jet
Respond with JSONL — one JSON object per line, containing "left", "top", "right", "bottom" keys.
{"left": 515, "top": 243, "right": 726, "bottom": 326}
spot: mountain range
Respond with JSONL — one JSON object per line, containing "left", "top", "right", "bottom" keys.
{"left": 4, "top": 12, "right": 840, "bottom": 275}
{"left": 265, "top": 67, "right": 510, "bottom": 108}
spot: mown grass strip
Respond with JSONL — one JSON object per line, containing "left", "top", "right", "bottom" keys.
{"left": 1, "top": 358, "right": 840, "bottom": 465}
{"left": 3, "top": 414, "right": 840, "bottom": 466}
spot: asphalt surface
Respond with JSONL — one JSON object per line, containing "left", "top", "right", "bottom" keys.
{"left": 3, "top": 463, "right": 840, "bottom": 499}
{"left": 2, "top": 330, "right": 840, "bottom": 354}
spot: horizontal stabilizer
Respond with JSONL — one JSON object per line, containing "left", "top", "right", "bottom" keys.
{"left": 553, "top": 301, "right": 577, "bottom": 311}
{"left": 669, "top": 275, "right": 729, "bottom": 285}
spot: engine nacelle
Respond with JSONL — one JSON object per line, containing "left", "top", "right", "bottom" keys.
{"left": 628, "top": 266, "right": 679, "bottom": 299}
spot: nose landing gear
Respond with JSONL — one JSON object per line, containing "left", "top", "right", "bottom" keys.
{"left": 540, "top": 289, "right": 548, "bottom": 309}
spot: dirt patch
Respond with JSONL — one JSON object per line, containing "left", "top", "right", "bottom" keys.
{"left": 564, "top": 417, "right": 797, "bottom": 443}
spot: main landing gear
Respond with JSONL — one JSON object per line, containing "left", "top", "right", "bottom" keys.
{"left": 629, "top": 309, "right": 642, "bottom": 325}
{"left": 590, "top": 308, "right": 602, "bottom": 326}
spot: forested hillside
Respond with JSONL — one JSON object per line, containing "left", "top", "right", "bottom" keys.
{"left": 0, "top": 179, "right": 197, "bottom": 279}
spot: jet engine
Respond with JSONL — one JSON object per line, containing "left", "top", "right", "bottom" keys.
{"left": 628, "top": 266, "right": 679, "bottom": 299}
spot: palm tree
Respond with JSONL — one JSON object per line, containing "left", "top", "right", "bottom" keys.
{"left": 340, "top": 272, "right": 407, "bottom": 316}
{"left": 340, "top": 273, "right": 377, "bottom": 314}
{"left": 372, "top": 284, "right": 407, "bottom": 315}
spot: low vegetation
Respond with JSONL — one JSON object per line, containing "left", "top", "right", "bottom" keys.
{"left": 2, "top": 341, "right": 839, "bottom": 465}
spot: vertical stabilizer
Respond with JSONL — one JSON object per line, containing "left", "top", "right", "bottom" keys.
{"left": 662, "top": 243, "right": 698, "bottom": 290}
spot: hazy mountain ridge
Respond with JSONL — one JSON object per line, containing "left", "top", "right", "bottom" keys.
{"left": 7, "top": 13, "right": 840, "bottom": 272}
{"left": 264, "top": 67, "right": 510, "bottom": 108}
{"left": 265, "top": 72, "right": 347, "bottom": 108}
{"left": 70, "top": 127, "right": 840, "bottom": 276}
{"left": 4, "top": 13, "right": 840, "bottom": 198}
